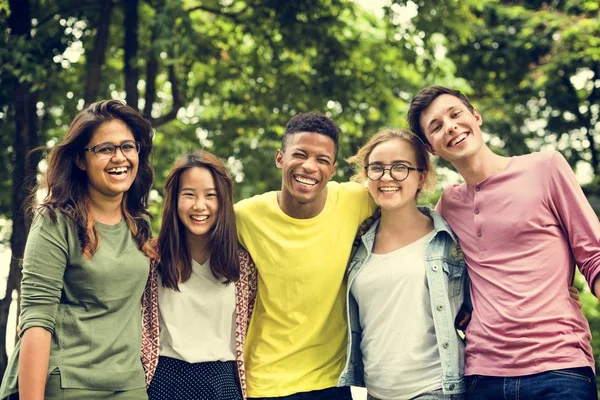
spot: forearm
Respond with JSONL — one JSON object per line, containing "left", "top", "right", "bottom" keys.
{"left": 19, "top": 327, "right": 51, "bottom": 400}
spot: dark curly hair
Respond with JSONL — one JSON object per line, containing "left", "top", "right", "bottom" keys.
{"left": 282, "top": 112, "right": 340, "bottom": 161}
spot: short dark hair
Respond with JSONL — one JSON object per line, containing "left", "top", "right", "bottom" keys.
{"left": 282, "top": 112, "right": 340, "bottom": 160}
{"left": 408, "top": 86, "right": 475, "bottom": 145}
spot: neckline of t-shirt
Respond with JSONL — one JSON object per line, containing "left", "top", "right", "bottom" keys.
{"left": 370, "top": 228, "right": 436, "bottom": 259}
{"left": 468, "top": 155, "right": 516, "bottom": 189}
{"left": 95, "top": 218, "right": 127, "bottom": 232}
{"left": 271, "top": 187, "right": 333, "bottom": 224}
{"left": 191, "top": 258, "right": 215, "bottom": 278}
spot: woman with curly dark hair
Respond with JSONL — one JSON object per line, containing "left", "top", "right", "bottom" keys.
{"left": 0, "top": 100, "right": 156, "bottom": 400}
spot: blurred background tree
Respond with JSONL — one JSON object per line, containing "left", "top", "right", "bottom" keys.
{"left": 0, "top": 0, "right": 598, "bottom": 392}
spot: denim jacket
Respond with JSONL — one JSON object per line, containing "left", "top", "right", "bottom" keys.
{"left": 338, "top": 207, "right": 468, "bottom": 394}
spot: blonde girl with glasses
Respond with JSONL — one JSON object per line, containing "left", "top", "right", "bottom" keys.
{"left": 338, "top": 128, "right": 468, "bottom": 400}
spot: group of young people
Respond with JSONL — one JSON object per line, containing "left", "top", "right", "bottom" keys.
{"left": 0, "top": 85, "right": 598, "bottom": 400}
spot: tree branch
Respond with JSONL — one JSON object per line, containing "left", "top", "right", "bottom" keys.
{"left": 150, "top": 62, "right": 185, "bottom": 127}
{"left": 83, "top": 0, "right": 113, "bottom": 106}
{"left": 36, "top": 0, "right": 104, "bottom": 27}
{"left": 123, "top": 0, "right": 139, "bottom": 110}
{"left": 185, "top": 4, "right": 248, "bottom": 21}
{"left": 143, "top": 25, "right": 160, "bottom": 119}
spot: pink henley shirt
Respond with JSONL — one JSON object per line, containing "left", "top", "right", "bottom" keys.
{"left": 437, "top": 151, "right": 600, "bottom": 376}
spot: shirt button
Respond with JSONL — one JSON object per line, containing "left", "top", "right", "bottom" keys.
{"left": 443, "top": 342, "right": 449, "bottom": 349}
{"left": 474, "top": 208, "right": 479, "bottom": 215}
{"left": 475, "top": 186, "right": 480, "bottom": 192}
{"left": 432, "top": 265, "right": 439, "bottom": 271}
{"left": 449, "top": 384, "right": 455, "bottom": 390}
{"left": 477, "top": 232, "right": 482, "bottom": 237}
{"left": 437, "top": 305, "right": 444, "bottom": 311}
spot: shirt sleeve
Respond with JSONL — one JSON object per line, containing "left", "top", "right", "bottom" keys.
{"left": 435, "top": 192, "right": 444, "bottom": 215}
{"left": 343, "top": 181, "right": 376, "bottom": 222}
{"left": 19, "top": 212, "right": 69, "bottom": 335}
{"left": 547, "top": 152, "right": 600, "bottom": 295}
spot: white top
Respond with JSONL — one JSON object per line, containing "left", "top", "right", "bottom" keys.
{"left": 158, "top": 258, "right": 236, "bottom": 363}
{"left": 351, "top": 230, "right": 443, "bottom": 400}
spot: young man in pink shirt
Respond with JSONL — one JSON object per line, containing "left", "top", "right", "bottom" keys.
{"left": 408, "top": 86, "right": 600, "bottom": 400}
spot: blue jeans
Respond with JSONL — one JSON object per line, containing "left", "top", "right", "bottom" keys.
{"left": 466, "top": 367, "right": 598, "bottom": 400}
{"left": 368, "top": 389, "right": 465, "bottom": 399}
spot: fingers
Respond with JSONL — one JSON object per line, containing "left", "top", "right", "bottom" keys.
{"left": 569, "top": 286, "right": 582, "bottom": 309}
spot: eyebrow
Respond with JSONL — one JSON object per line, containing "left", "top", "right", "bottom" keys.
{"left": 427, "top": 106, "right": 458, "bottom": 131}
{"left": 180, "top": 187, "right": 217, "bottom": 192}
{"left": 371, "top": 160, "right": 413, "bottom": 165}
{"left": 293, "top": 147, "right": 333, "bottom": 161}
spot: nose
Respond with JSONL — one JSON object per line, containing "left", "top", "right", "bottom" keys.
{"left": 445, "top": 119, "right": 458, "bottom": 135}
{"left": 381, "top": 168, "right": 394, "bottom": 181}
{"left": 302, "top": 158, "right": 318, "bottom": 173}
{"left": 192, "top": 198, "right": 207, "bottom": 211}
{"left": 111, "top": 146, "right": 127, "bottom": 161}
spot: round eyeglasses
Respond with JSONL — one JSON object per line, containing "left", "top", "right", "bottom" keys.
{"left": 365, "top": 163, "right": 423, "bottom": 181}
{"left": 84, "top": 140, "right": 141, "bottom": 160}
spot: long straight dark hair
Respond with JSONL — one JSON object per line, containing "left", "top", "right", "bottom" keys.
{"left": 34, "top": 100, "right": 155, "bottom": 258}
{"left": 158, "top": 151, "right": 240, "bottom": 290}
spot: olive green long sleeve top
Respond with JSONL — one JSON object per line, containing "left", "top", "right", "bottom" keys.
{"left": 0, "top": 211, "right": 150, "bottom": 398}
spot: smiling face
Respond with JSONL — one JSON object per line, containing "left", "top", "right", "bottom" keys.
{"left": 79, "top": 119, "right": 139, "bottom": 202}
{"left": 419, "top": 94, "right": 484, "bottom": 164}
{"left": 177, "top": 167, "right": 219, "bottom": 240}
{"left": 367, "top": 138, "right": 425, "bottom": 212}
{"left": 275, "top": 132, "right": 337, "bottom": 216}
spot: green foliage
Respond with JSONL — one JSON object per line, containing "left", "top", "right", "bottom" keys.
{"left": 1, "top": 0, "right": 600, "bottom": 391}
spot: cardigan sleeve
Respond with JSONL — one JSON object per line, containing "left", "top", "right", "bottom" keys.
{"left": 141, "top": 258, "right": 160, "bottom": 387}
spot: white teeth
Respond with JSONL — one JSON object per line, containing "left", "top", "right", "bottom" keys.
{"left": 107, "top": 167, "right": 128, "bottom": 174}
{"left": 191, "top": 215, "right": 208, "bottom": 221}
{"left": 449, "top": 134, "right": 467, "bottom": 147}
{"left": 295, "top": 176, "right": 317, "bottom": 185}
{"left": 380, "top": 187, "right": 399, "bottom": 192}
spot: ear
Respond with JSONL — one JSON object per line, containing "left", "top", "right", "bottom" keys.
{"left": 275, "top": 149, "right": 283, "bottom": 168}
{"left": 329, "top": 161, "right": 338, "bottom": 180}
{"left": 418, "top": 170, "right": 427, "bottom": 190}
{"left": 425, "top": 143, "right": 436, "bottom": 156}
{"left": 74, "top": 154, "right": 87, "bottom": 171}
{"left": 473, "top": 108, "right": 483, "bottom": 126}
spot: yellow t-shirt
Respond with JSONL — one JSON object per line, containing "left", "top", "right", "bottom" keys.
{"left": 235, "top": 181, "right": 374, "bottom": 397}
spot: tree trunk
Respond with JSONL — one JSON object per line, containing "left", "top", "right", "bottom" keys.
{"left": 0, "top": 0, "right": 40, "bottom": 379}
{"left": 83, "top": 0, "right": 113, "bottom": 106}
{"left": 143, "top": 24, "right": 159, "bottom": 120}
{"left": 124, "top": 0, "right": 139, "bottom": 109}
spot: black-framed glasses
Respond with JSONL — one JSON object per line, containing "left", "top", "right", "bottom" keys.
{"left": 84, "top": 140, "right": 141, "bottom": 160}
{"left": 365, "top": 163, "right": 423, "bottom": 181}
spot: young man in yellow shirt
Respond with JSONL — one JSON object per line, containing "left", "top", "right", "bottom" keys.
{"left": 235, "top": 113, "right": 374, "bottom": 399}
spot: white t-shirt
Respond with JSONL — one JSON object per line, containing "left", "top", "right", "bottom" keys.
{"left": 351, "top": 230, "right": 442, "bottom": 400}
{"left": 158, "top": 258, "right": 236, "bottom": 363}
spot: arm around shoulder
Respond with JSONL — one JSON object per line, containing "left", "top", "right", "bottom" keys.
{"left": 547, "top": 152, "right": 600, "bottom": 290}
{"left": 593, "top": 274, "right": 600, "bottom": 300}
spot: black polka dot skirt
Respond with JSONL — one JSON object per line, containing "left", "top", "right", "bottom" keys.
{"left": 147, "top": 356, "right": 243, "bottom": 400}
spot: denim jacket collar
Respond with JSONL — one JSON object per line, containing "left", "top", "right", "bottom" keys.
{"left": 360, "top": 206, "right": 457, "bottom": 254}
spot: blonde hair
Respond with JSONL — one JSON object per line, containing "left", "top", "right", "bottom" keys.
{"left": 346, "top": 127, "right": 436, "bottom": 195}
